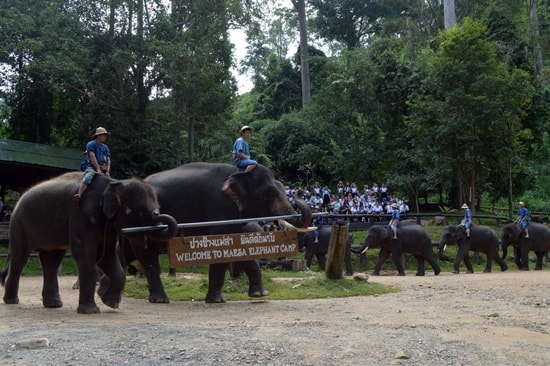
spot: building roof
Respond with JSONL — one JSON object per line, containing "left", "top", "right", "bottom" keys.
{"left": 0, "top": 139, "right": 82, "bottom": 190}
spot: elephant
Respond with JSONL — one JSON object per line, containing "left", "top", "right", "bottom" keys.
{"left": 0, "top": 172, "right": 178, "bottom": 314}
{"left": 125, "top": 162, "right": 312, "bottom": 304}
{"left": 501, "top": 222, "right": 550, "bottom": 270}
{"left": 298, "top": 226, "right": 353, "bottom": 275}
{"left": 438, "top": 225, "right": 508, "bottom": 273}
{"left": 352, "top": 222, "right": 440, "bottom": 276}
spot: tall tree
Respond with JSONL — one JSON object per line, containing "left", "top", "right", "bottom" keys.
{"left": 407, "top": 18, "right": 535, "bottom": 212}
{"left": 444, "top": 0, "right": 456, "bottom": 29}
{"left": 291, "top": 0, "right": 311, "bottom": 106}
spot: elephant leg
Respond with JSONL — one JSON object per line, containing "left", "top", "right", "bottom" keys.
{"left": 513, "top": 246, "right": 522, "bottom": 269}
{"left": 463, "top": 253, "right": 474, "bottom": 274}
{"left": 452, "top": 249, "right": 464, "bottom": 274}
{"left": 414, "top": 255, "right": 426, "bottom": 276}
{"left": 493, "top": 252, "right": 508, "bottom": 272}
{"left": 390, "top": 240, "right": 405, "bottom": 276}
{"left": 305, "top": 249, "right": 314, "bottom": 268}
{"left": 128, "top": 239, "right": 170, "bottom": 303}
{"left": 483, "top": 252, "right": 493, "bottom": 273}
{"left": 534, "top": 252, "right": 544, "bottom": 270}
{"left": 72, "top": 239, "right": 101, "bottom": 314}
{"left": 373, "top": 250, "right": 391, "bottom": 276}
{"left": 2, "top": 250, "right": 32, "bottom": 305}
{"left": 39, "top": 250, "right": 66, "bottom": 308}
{"left": 205, "top": 263, "right": 229, "bottom": 303}
{"left": 236, "top": 260, "right": 269, "bottom": 298}
{"left": 520, "top": 242, "right": 530, "bottom": 270}
{"left": 317, "top": 253, "right": 326, "bottom": 271}
{"left": 425, "top": 255, "right": 441, "bottom": 275}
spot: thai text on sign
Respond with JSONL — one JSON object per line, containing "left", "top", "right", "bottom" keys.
{"left": 168, "top": 230, "right": 299, "bottom": 267}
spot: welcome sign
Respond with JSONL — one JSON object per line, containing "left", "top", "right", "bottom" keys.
{"left": 168, "top": 230, "right": 299, "bottom": 267}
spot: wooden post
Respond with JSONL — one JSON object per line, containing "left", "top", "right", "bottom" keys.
{"left": 325, "top": 221, "right": 349, "bottom": 279}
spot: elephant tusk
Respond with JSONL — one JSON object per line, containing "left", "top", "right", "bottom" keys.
{"left": 279, "top": 220, "right": 317, "bottom": 232}
{"left": 361, "top": 246, "right": 369, "bottom": 255}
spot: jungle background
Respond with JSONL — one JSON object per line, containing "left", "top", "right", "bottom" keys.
{"left": 1, "top": 0, "right": 549, "bottom": 217}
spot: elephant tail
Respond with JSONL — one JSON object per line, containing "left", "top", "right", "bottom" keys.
{"left": 0, "top": 254, "right": 9, "bottom": 286}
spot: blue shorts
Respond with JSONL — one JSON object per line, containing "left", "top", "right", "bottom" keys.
{"left": 522, "top": 221, "right": 529, "bottom": 230}
{"left": 236, "top": 158, "right": 257, "bottom": 169}
{"left": 82, "top": 167, "right": 96, "bottom": 184}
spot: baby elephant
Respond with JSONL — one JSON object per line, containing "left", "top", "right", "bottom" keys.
{"left": 352, "top": 222, "right": 440, "bottom": 276}
{"left": 438, "top": 224, "right": 508, "bottom": 273}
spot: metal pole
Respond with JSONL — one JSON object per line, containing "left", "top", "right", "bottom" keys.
{"left": 120, "top": 212, "right": 329, "bottom": 234}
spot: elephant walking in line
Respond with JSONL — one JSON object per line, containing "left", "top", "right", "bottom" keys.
{"left": 438, "top": 225, "right": 508, "bottom": 274}
{"left": 352, "top": 222, "right": 440, "bottom": 276}
{"left": 298, "top": 226, "right": 353, "bottom": 276}
{"left": 125, "top": 162, "right": 312, "bottom": 304}
{"left": 0, "top": 172, "right": 178, "bottom": 314}
{"left": 501, "top": 222, "right": 550, "bottom": 270}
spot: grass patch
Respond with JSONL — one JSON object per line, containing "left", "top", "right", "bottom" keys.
{"left": 124, "top": 269, "right": 397, "bottom": 301}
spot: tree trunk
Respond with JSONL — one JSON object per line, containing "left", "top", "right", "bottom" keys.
{"left": 444, "top": 0, "right": 456, "bottom": 29}
{"left": 291, "top": 0, "right": 311, "bottom": 106}
{"left": 528, "top": 0, "right": 545, "bottom": 89}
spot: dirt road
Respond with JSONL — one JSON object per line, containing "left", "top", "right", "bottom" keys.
{"left": 1, "top": 271, "right": 549, "bottom": 365}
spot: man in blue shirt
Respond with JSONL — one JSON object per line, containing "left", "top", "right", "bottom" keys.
{"left": 73, "top": 127, "right": 111, "bottom": 202}
{"left": 389, "top": 203, "right": 400, "bottom": 239}
{"left": 233, "top": 125, "right": 257, "bottom": 172}
{"left": 516, "top": 201, "right": 530, "bottom": 238}
{"left": 461, "top": 203, "right": 472, "bottom": 239}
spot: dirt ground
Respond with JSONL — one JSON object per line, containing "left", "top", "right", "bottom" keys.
{"left": 0, "top": 270, "right": 549, "bottom": 365}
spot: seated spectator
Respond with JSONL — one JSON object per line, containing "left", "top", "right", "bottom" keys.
{"left": 337, "top": 181, "right": 344, "bottom": 197}
{"left": 350, "top": 182, "right": 358, "bottom": 197}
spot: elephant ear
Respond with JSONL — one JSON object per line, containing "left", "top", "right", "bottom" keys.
{"left": 221, "top": 171, "right": 249, "bottom": 212}
{"left": 455, "top": 226, "right": 465, "bottom": 240}
{"left": 380, "top": 227, "right": 391, "bottom": 241}
{"left": 103, "top": 181, "right": 123, "bottom": 219}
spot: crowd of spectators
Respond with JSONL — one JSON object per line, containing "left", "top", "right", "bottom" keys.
{"left": 284, "top": 181, "right": 409, "bottom": 222}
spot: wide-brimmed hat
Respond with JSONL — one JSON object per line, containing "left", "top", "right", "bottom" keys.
{"left": 92, "top": 127, "right": 111, "bottom": 138}
{"left": 519, "top": 201, "right": 525, "bottom": 207}
{"left": 240, "top": 125, "right": 253, "bottom": 135}
{"left": 391, "top": 203, "right": 398, "bottom": 208}
{"left": 461, "top": 203, "right": 469, "bottom": 209}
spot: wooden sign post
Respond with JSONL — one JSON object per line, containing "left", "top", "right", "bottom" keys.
{"left": 168, "top": 230, "right": 299, "bottom": 268}
{"left": 325, "top": 221, "right": 349, "bottom": 279}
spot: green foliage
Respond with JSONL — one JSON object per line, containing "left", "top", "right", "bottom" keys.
{"left": 125, "top": 269, "right": 396, "bottom": 301}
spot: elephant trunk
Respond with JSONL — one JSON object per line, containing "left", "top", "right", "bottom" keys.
{"left": 286, "top": 198, "right": 312, "bottom": 229}
{"left": 351, "top": 240, "right": 369, "bottom": 255}
{"left": 501, "top": 242, "right": 508, "bottom": 260}
{"left": 150, "top": 214, "right": 179, "bottom": 241}
{"left": 437, "top": 242, "right": 446, "bottom": 260}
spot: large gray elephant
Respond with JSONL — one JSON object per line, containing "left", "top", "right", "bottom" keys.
{"left": 438, "top": 225, "right": 508, "bottom": 273}
{"left": 352, "top": 222, "right": 440, "bottom": 276}
{"left": 298, "top": 226, "right": 353, "bottom": 275}
{"left": 501, "top": 222, "right": 550, "bottom": 270}
{"left": 0, "top": 172, "right": 178, "bottom": 314}
{"left": 125, "top": 162, "right": 312, "bottom": 304}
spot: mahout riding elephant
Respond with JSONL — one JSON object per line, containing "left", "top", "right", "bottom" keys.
{"left": 351, "top": 222, "right": 440, "bottom": 276}
{"left": 501, "top": 222, "right": 550, "bottom": 270}
{"left": 0, "top": 172, "right": 178, "bottom": 314}
{"left": 438, "top": 225, "right": 508, "bottom": 273}
{"left": 298, "top": 226, "right": 353, "bottom": 275}
{"left": 125, "top": 162, "right": 312, "bottom": 304}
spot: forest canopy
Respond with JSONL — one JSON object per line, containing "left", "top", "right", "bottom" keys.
{"left": 0, "top": 0, "right": 548, "bottom": 215}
